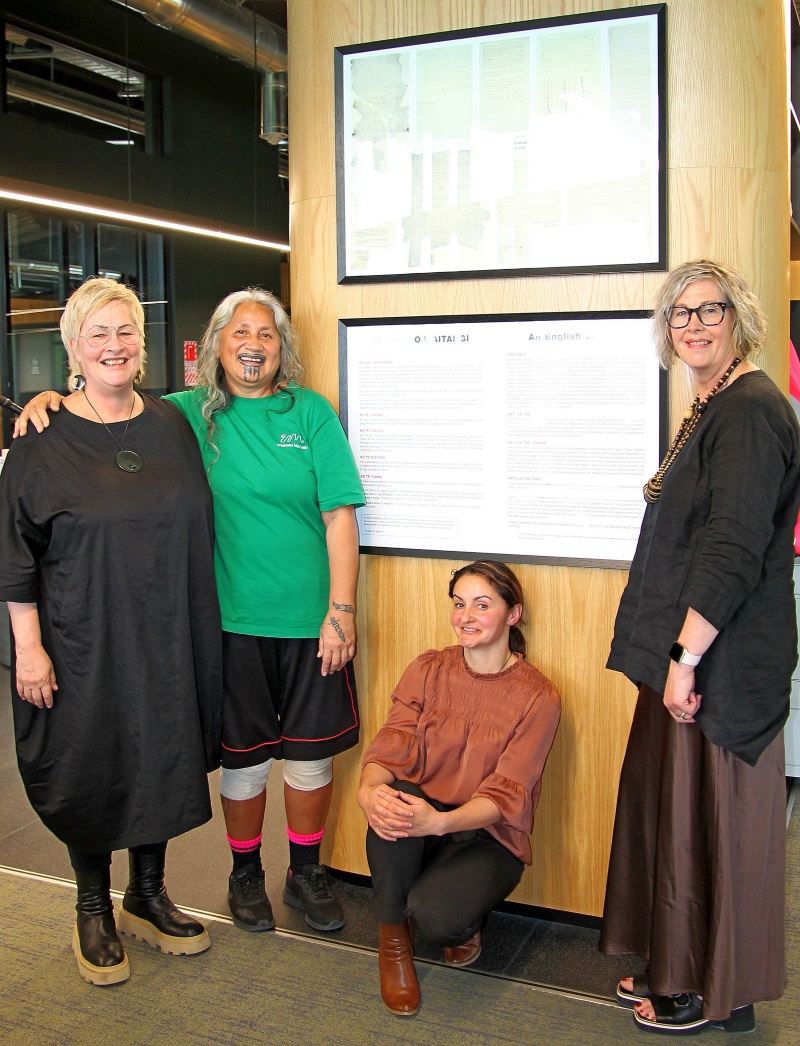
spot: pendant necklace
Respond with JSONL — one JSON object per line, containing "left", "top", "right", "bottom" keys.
{"left": 465, "top": 648, "right": 516, "bottom": 675}
{"left": 643, "top": 357, "right": 741, "bottom": 505}
{"left": 499, "top": 650, "right": 516, "bottom": 672}
{"left": 83, "top": 390, "right": 143, "bottom": 473}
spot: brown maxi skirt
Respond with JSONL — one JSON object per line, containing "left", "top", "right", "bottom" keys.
{"left": 599, "top": 684, "right": 786, "bottom": 1021}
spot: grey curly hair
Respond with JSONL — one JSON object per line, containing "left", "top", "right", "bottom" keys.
{"left": 651, "top": 260, "right": 767, "bottom": 369}
{"left": 195, "top": 287, "right": 304, "bottom": 451}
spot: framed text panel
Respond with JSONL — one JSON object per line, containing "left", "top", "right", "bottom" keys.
{"left": 335, "top": 5, "right": 666, "bottom": 282}
{"left": 340, "top": 313, "right": 665, "bottom": 568}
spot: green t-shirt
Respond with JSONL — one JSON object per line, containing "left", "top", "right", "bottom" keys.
{"left": 164, "top": 386, "right": 364, "bottom": 637}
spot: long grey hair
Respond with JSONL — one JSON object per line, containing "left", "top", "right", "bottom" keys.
{"left": 195, "top": 287, "right": 304, "bottom": 454}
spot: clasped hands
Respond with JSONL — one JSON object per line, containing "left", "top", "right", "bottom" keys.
{"left": 358, "top": 784, "right": 444, "bottom": 841}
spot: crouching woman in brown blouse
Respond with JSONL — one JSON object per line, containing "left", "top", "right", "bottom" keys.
{"left": 358, "top": 560, "right": 561, "bottom": 1016}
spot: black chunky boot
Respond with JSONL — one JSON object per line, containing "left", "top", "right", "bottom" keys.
{"left": 71, "top": 852, "right": 130, "bottom": 986}
{"left": 118, "top": 842, "right": 210, "bottom": 955}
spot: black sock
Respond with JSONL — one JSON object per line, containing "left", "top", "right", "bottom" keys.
{"left": 287, "top": 827, "right": 323, "bottom": 876}
{"left": 229, "top": 832, "right": 263, "bottom": 873}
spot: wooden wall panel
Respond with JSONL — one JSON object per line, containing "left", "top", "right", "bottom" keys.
{"left": 286, "top": 194, "right": 344, "bottom": 403}
{"left": 324, "top": 556, "right": 637, "bottom": 913}
{"left": 665, "top": 0, "right": 787, "bottom": 174}
{"left": 664, "top": 166, "right": 791, "bottom": 418}
{"left": 288, "top": 0, "right": 790, "bottom": 916}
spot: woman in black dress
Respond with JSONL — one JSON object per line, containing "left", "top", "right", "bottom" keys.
{"left": 600, "top": 260, "right": 800, "bottom": 1034}
{"left": 0, "top": 277, "right": 222, "bottom": 985}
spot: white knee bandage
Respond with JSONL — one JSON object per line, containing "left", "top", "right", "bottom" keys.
{"left": 220, "top": 758, "right": 273, "bottom": 801}
{"left": 283, "top": 757, "right": 333, "bottom": 792}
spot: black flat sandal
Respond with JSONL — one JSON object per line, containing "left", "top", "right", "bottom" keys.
{"left": 617, "top": 973, "right": 652, "bottom": 1008}
{"left": 633, "top": 994, "right": 708, "bottom": 1035}
{"left": 633, "top": 995, "right": 755, "bottom": 1036}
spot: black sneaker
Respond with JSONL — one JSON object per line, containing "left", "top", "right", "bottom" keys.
{"left": 282, "top": 864, "right": 345, "bottom": 931}
{"left": 228, "top": 865, "right": 276, "bottom": 932}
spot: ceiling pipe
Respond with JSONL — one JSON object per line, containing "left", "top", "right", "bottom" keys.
{"left": 261, "top": 70, "right": 287, "bottom": 145}
{"left": 106, "top": 0, "right": 287, "bottom": 73}
{"left": 7, "top": 69, "right": 146, "bottom": 136}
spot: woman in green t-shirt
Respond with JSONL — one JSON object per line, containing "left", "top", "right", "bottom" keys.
{"left": 17, "top": 287, "right": 366, "bottom": 937}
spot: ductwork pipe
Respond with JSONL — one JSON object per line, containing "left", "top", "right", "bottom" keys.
{"left": 7, "top": 69, "right": 146, "bottom": 136}
{"left": 277, "top": 144, "right": 288, "bottom": 182}
{"left": 106, "top": 0, "right": 287, "bottom": 72}
{"left": 262, "top": 70, "right": 287, "bottom": 145}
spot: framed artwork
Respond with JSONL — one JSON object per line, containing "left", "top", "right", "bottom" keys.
{"left": 335, "top": 5, "right": 666, "bottom": 282}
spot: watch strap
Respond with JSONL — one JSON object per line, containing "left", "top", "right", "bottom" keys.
{"left": 670, "top": 642, "right": 702, "bottom": 667}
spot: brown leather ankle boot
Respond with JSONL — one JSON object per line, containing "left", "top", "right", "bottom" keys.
{"left": 444, "top": 930, "right": 482, "bottom": 967}
{"left": 378, "top": 920, "right": 420, "bottom": 1016}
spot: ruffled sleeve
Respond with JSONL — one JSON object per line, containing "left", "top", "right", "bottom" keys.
{"left": 472, "top": 672, "right": 561, "bottom": 834}
{"left": 474, "top": 773, "right": 533, "bottom": 833}
{"left": 361, "top": 649, "right": 438, "bottom": 778}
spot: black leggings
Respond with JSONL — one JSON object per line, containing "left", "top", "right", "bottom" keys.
{"left": 366, "top": 781, "right": 524, "bottom": 947}
{"left": 68, "top": 840, "right": 166, "bottom": 874}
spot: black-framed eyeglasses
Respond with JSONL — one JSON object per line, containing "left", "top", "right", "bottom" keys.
{"left": 80, "top": 324, "right": 142, "bottom": 348}
{"left": 666, "top": 303, "right": 730, "bottom": 329}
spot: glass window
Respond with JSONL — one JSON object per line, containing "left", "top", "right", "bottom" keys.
{"left": 5, "top": 212, "right": 80, "bottom": 403}
{"left": 96, "top": 223, "right": 168, "bottom": 389}
{"left": 4, "top": 24, "right": 161, "bottom": 152}
{"left": 3, "top": 209, "right": 170, "bottom": 415}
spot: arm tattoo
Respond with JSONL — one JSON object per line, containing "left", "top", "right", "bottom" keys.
{"left": 329, "top": 616, "right": 347, "bottom": 643}
{"left": 332, "top": 601, "right": 355, "bottom": 614}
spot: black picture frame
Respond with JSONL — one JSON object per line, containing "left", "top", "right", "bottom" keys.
{"left": 339, "top": 311, "right": 667, "bottom": 568}
{"left": 335, "top": 4, "right": 667, "bottom": 284}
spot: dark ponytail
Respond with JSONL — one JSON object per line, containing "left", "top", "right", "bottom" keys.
{"left": 449, "top": 560, "right": 527, "bottom": 658}
{"left": 508, "top": 623, "right": 526, "bottom": 657}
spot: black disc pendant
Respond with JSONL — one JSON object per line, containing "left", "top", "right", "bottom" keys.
{"left": 116, "top": 450, "right": 142, "bottom": 473}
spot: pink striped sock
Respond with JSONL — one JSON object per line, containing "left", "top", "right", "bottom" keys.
{"left": 287, "top": 826, "right": 324, "bottom": 875}
{"left": 227, "top": 833, "right": 263, "bottom": 852}
{"left": 286, "top": 827, "right": 324, "bottom": 845}
{"left": 228, "top": 832, "right": 262, "bottom": 872}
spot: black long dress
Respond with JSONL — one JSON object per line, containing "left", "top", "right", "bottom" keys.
{"left": 0, "top": 396, "right": 222, "bottom": 853}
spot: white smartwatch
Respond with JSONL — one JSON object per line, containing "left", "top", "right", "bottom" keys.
{"left": 669, "top": 642, "right": 702, "bottom": 667}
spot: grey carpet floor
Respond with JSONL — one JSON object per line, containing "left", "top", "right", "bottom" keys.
{"left": 1, "top": 823, "right": 799, "bottom": 1046}
{"left": 0, "top": 871, "right": 625, "bottom": 1045}
{"left": 0, "top": 655, "right": 641, "bottom": 1001}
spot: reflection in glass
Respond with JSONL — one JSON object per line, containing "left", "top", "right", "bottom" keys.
{"left": 4, "top": 211, "right": 169, "bottom": 408}
{"left": 4, "top": 24, "right": 159, "bottom": 151}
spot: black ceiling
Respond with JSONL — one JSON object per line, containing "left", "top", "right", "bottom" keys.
{"left": 241, "top": 1, "right": 287, "bottom": 31}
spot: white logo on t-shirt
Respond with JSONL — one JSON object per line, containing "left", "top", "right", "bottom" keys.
{"left": 278, "top": 433, "right": 309, "bottom": 450}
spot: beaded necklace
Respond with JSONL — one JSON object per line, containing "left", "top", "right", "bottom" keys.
{"left": 643, "top": 356, "right": 741, "bottom": 504}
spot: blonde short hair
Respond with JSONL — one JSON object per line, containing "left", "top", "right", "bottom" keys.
{"left": 651, "top": 260, "right": 767, "bottom": 369}
{"left": 60, "top": 277, "right": 147, "bottom": 382}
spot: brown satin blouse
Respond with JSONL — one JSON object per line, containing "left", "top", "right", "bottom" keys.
{"left": 362, "top": 645, "right": 561, "bottom": 864}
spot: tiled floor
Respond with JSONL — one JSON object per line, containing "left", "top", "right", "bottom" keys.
{"left": 0, "top": 660, "right": 641, "bottom": 998}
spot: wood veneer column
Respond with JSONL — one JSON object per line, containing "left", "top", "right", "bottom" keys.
{"left": 286, "top": 0, "right": 789, "bottom": 915}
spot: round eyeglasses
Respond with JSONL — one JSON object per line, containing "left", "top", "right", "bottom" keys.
{"left": 80, "top": 324, "right": 142, "bottom": 348}
{"left": 667, "top": 303, "right": 730, "bottom": 329}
